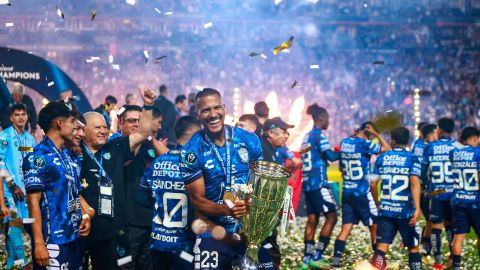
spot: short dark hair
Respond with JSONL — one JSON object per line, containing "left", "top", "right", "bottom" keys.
{"left": 159, "top": 85, "right": 168, "bottom": 94}
{"left": 254, "top": 102, "right": 269, "bottom": 118}
{"left": 459, "top": 126, "right": 480, "bottom": 143}
{"left": 152, "top": 106, "right": 163, "bottom": 119}
{"left": 438, "top": 117, "right": 455, "bottom": 133}
{"left": 188, "top": 93, "right": 196, "bottom": 103}
{"left": 119, "top": 105, "right": 142, "bottom": 119}
{"left": 10, "top": 103, "right": 27, "bottom": 115}
{"left": 238, "top": 114, "right": 261, "bottom": 136}
{"left": 416, "top": 122, "right": 428, "bottom": 131}
{"left": 306, "top": 103, "right": 327, "bottom": 121}
{"left": 105, "top": 95, "right": 117, "bottom": 106}
{"left": 390, "top": 127, "right": 410, "bottom": 145}
{"left": 194, "top": 88, "right": 221, "bottom": 102}
{"left": 175, "top": 95, "right": 187, "bottom": 104}
{"left": 175, "top": 116, "right": 201, "bottom": 138}
{"left": 421, "top": 124, "right": 437, "bottom": 138}
{"left": 360, "top": 121, "right": 378, "bottom": 132}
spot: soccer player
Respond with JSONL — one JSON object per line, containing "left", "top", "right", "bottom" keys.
{"left": 137, "top": 116, "right": 201, "bottom": 269}
{"left": 449, "top": 127, "right": 480, "bottom": 270}
{"left": 181, "top": 88, "right": 273, "bottom": 270}
{"left": 301, "top": 103, "right": 340, "bottom": 269}
{"left": 23, "top": 101, "right": 91, "bottom": 269}
{"left": 369, "top": 127, "right": 422, "bottom": 270}
{"left": 0, "top": 104, "right": 36, "bottom": 269}
{"left": 331, "top": 122, "right": 390, "bottom": 267}
{"left": 422, "top": 118, "right": 456, "bottom": 269}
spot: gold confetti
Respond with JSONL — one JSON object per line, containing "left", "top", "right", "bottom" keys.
{"left": 18, "top": 146, "right": 33, "bottom": 152}
{"left": 273, "top": 35, "right": 294, "bottom": 55}
{"left": 300, "top": 143, "right": 312, "bottom": 155}
{"left": 91, "top": 10, "right": 96, "bottom": 21}
{"left": 430, "top": 188, "right": 446, "bottom": 196}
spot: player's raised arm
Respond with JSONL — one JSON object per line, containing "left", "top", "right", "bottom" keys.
{"left": 365, "top": 124, "right": 391, "bottom": 153}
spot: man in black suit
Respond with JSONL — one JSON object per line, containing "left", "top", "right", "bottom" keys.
{"left": 153, "top": 85, "right": 177, "bottom": 147}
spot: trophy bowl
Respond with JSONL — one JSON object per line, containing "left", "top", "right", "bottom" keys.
{"left": 238, "top": 161, "right": 291, "bottom": 269}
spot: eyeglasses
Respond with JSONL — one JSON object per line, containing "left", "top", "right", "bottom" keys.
{"left": 125, "top": 118, "right": 140, "bottom": 124}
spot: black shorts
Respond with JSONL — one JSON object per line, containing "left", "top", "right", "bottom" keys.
{"left": 429, "top": 199, "right": 453, "bottom": 224}
{"left": 376, "top": 216, "right": 420, "bottom": 248}
{"left": 304, "top": 188, "right": 337, "bottom": 216}
{"left": 452, "top": 205, "right": 480, "bottom": 235}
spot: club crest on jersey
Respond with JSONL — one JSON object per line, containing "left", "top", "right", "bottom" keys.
{"left": 103, "top": 152, "right": 111, "bottom": 160}
{"left": 1, "top": 140, "right": 7, "bottom": 147}
{"left": 185, "top": 152, "right": 197, "bottom": 165}
{"left": 148, "top": 149, "right": 155, "bottom": 158}
{"left": 238, "top": 147, "right": 249, "bottom": 163}
{"left": 33, "top": 157, "right": 46, "bottom": 169}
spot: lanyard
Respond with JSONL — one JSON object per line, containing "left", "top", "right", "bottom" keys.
{"left": 204, "top": 126, "right": 233, "bottom": 190}
{"left": 13, "top": 128, "right": 27, "bottom": 159}
{"left": 82, "top": 142, "right": 113, "bottom": 183}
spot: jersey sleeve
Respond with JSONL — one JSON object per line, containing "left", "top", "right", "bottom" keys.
{"left": 316, "top": 132, "right": 331, "bottom": 153}
{"left": 249, "top": 134, "right": 263, "bottom": 162}
{"left": 410, "top": 155, "right": 421, "bottom": 177}
{"left": 371, "top": 155, "right": 382, "bottom": 180}
{"left": 421, "top": 144, "right": 430, "bottom": 166}
{"left": 0, "top": 132, "right": 8, "bottom": 172}
{"left": 364, "top": 139, "right": 381, "bottom": 155}
{"left": 180, "top": 138, "right": 203, "bottom": 185}
{"left": 22, "top": 152, "right": 47, "bottom": 192}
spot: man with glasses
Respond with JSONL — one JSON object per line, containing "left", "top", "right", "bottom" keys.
{"left": 109, "top": 105, "right": 142, "bottom": 140}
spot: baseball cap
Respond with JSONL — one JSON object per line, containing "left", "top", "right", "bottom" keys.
{"left": 263, "top": 117, "right": 294, "bottom": 132}
{"left": 38, "top": 101, "right": 75, "bottom": 132}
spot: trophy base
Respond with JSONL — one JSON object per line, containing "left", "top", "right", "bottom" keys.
{"left": 236, "top": 255, "right": 262, "bottom": 270}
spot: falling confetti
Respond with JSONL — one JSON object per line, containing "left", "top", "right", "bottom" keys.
{"left": 47, "top": 81, "right": 54, "bottom": 87}
{"left": 56, "top": 6, "right": 65, "bottom": 19}
{"left": 203, "top": 22, "right": 213, "bottom": 29}
{"left": 125, "top": 0, "right": 135, "bottom": 6}
{"left": 5, "top": 22, "right": 13, "bottom": 27}
{"left": 273, "top": 35, "right": 294, "bottom": 55}
{"left": 37, "top": 21, "right": 42, "bottom": 27}
{"left": 164, "top": 11, "right": 173, "bottom": 15}
{"left": 274, "top": 0, "right": 282, "bottom": 5}
{"left": 260, "top": 54, "right": 268, "bottom": 59}
{"left": 309, "top": 64, "right": 319, "bottom": 69}
{"left": 154, "top": 55, "right": 167, "bottom": 63}
{"left": 0, "top": 0, "right": 11, "bottom": 6}
{"left": 291, "top": 80, "right": 298, "bottom": 89}
{"left": 373, "top": 60, "right": 384, "bottom": 65}
{"left": 112, "top": 64, "right": 120, "bottom": 70}
{"left": 154, "top": 8, "right": 161, "bottom": 14}
{"left": 143, "top": 50, "right": 149, "bottom": 63}
{"left": 249, "top": 52, "right": 260, "bottom": 57}
{"left": 91, "top": 10, "right": 97, "bottom": 21}
{"left": 180, "top": 251, "right": 194, "bottom": 263}
{"left": 108, "top": 55, "right": 114, "bottom": 64}
{"left": 176, "top": 64, "right": 183, "bottom": 70}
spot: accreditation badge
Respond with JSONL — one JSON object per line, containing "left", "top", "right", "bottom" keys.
{"left": 98, "top": 182, "right": 114, "bottom": 217}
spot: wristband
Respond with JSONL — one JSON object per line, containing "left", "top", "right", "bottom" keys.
{"left": 143, "top": 104, "right": 154, "bottom": 110}
{"left": 82, "top": 214, "right": 90, "bottom": 220}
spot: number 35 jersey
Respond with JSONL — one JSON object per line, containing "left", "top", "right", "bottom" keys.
{"left": 373, "top": 148, "right": 421, "bottom": 219}
{"left": 422, "top": 137, "right": 456, "bottom": 201}
{"left": 140, "top": 148, "right": 194, "bottom": 253}
{"left": 450, "top": 145, "right": 480, "bottom": 208}
{"left": 340, "top": 137, "right": 381, "bottom": 196}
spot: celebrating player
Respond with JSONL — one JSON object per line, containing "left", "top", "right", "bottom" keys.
{"left": 181, "top": 88, "right": 273, "bottom": 270}
{"left": 369, "top": 127, "right": 422, "bottom": 270}
{"left": 449, "top": 127, "right": 480, "bottom": 270}
{"left": 301, "top": 103, "right": 339, "bottom": 269}
{"left": 331, "top": 122, "right": 390, "bottom": 268}
{"left": 422, "top": 117, "right": 456, "bottom": 269}
{"left": 137, "top": 116, "right": 201, "bottom": 269}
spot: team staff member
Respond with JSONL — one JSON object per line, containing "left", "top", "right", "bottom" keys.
{"left": 125, "top": 106, "right": 168, "bottom": 270}
{"left": 0, "top": 104, "right": 36, "bottom": 269}
{"left": 80, "top": 87, "right": 156, "bottom": 270}
{"left": 23, "top": 101, "right": 91, "bottom": 269}
{"left": 181, "top": 88, "right": 273, "bottom": 270}
{"left": 109, "top": 105, "right": 142, "bottom": 141}
{"left": 137, "top": 116, "right": 202, "bottom": 270}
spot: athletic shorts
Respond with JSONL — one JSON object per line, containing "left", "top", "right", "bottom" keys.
{"left": 429, "top": 199, "right": 453, "bottom": 224}
{"left": 33, "top": 238, "right": 83, "bottom": 270}
{"left": 452, "top": 205, "right": 480, "bottom": 235}
{"left": 193, "top": 237, "right": 274, "bottom": 270}
{"left": 152, "top": 250, "right": 193, "bottom": 270}
{"left": 376, "top": 216, "right": 420, "bottom": 248}
{"left": 304, "top": 187, "right": 337, "bottom": 216}
{"left": 342, "top": 194, "right": 377, "bottom": 226}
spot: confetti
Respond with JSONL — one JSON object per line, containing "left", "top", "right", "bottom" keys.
{"left": 273, "top": 35, "right": 294, "bottom": 55}
{"left": 143, "top": 50, "right": 149, "bottom": 63}
{"left": 0, "top": 0, "right": 11, "bottom": 6}
{"left": 14, "top": 259, "right": 24, "bottom": 266}
{"left": 180, "top": 251, "right": 194, "bottom": 263}
{"left": 176, "top": 64, "right": 183, "bottom": 70}
{"left": 203, "top": 22, "right": 213, "bottom": 29}
{"left": 291, "top": 80, "right": 298, "bottom": 89}
{"left": 91, "top": 10, "right": 97, "bottom": 21}
{"left": 117, "top": 106, "right": 126, "bottom": 115}
{"left": 260, "top": 54, "right": 267, "bottom": 59}
{"left": 108, "top": 55, "right": 114, "bottom": 64}
{"left": 125, "top": 0, "right": 135, "bottom": 6}
{"left": 263, "top": 243, "right": 273, "bottom": 249}
{"left": 299, "top": 143, "right": 312, "bottom": 154}
{"left": 430, "top": 188, "right": 446, "bottom": 196}
{"left": 56, "top": 6, "right": 65, "bottom": 19}
{"left": 249, "top": 52, "right": 260, "bottom": 57}
{"left": 309, "top": 64, "right": 319, "bottom": 69}
{"left": 37, "top": 21, "right": 42, "bottom": 27}
{"left": 117, "top": 256, "right": 132, "bottom": 266}
{"left": 164, "top": 11, "right": 173, "bottom": 15}
{"left": 154, "top": 8, "right": 161, "bottom": 14}
{"left": 112, "top": 64, "right": 120, "bottom": 70}
{"left": 225, "top": 199, "right": 235, "bottom": 209}
{"left": 154, "top": 55, "right": 167, "bottom": 63}
{"left": 5, "top": 22, "right": 13, "bottom": 27}
{"left": 373, "top": 60, "right": 384, "bottom": 65}
{"left": 22, "top": 218, "right": 35, "bottom": 224}
{"left": 274, "top": 0, "right": 282, "bottom": 5}
{"left": 47, "top": 81, "right": 54, "bottom": 87}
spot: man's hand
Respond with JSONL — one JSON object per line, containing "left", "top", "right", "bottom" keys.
{"left": 34, "top": 243, "right": 50, "bottom": 266}
{"left": 79, "top": 215, "right": 91, "bottom": 237}
{"left": 409, "top": 209, "right": 420, "bottom": 226}
{"left": 0, "top": 203, "right": 9, "bottom": 217}
{"left": 13, "top": 185, "right": 25, "bottom": 201}
{"left": 364, "top": 124, "right": 379, "bottom": 137}
{"left": 139, "top": 86, "right": 156, "bottom": 105}
{"left": 231, "top": 199, "right": 247, "bottom": 219}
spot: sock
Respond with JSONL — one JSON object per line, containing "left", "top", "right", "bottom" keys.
{"left": 431, "top": 228, "right": 442, "bottom": 264}
{"left": 303, "top": 240, "right": 315, "bottom": 264}
{"left": 332, "top": 240, "right": 346, "bottom": 267}
{"left": 445, "top": 225, "right": 453, "bottom": 250}
{"left": 371, "top": 249, "right": 386, "bottom": 269}
{"left": 11, "top": 227, "right": 26, "bottom": 265}
{"left": 313, "top": 236, "right": 330, "bottom": 261}
{"left": 371, "top": 241, "right": 376, "bottom": 252}
{"left": 452, "top": 254, "right": 461, "bottom": 270}
{"left": 6, "top": 227, "right": 14, "bottom": 269}
{"left": 421, "top": 237, "right": 431, "bottom": 255}
{"left": 408, "top": 252, "right": 422, "bottom": 270}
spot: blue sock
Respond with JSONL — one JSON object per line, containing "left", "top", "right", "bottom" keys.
{"left": 452, "top": 254, "right": 461, "bottom": 270}
{"left": 11, "top": 226, "right": 25, "bottom": 264}
{"left": 313, "top": 236, "right": 330, "bottom": 261}
{"left": 421, "top": 237, "right": 431, "bottom": 255}
{"left": 303, "top": 240, "right": 315, "bottom": 264}
{"left": 445, "top": 225, "right": 453, "bottom": 250}
{"left": 431, "top": 228, "right": 442, "bottom": 264}
{"left": 332, "top": 240, "right": 346, "bottom": 267}
{"left": 408, "top": 252, "right": 422, "bottom": 270}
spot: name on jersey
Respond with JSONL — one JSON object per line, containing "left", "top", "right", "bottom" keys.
{"left": 151, "top": 232, "right": 179, "bottom": 243}
{"left": 382, "top": 155, "right": 406, "bottom": 166}
{"left": 455, "top": 193, "right": 477, "bottom": 200}
{"left": 151, "top": 180, "right": 185, "bottom": 191}
{"left": 341, "top": 143, "right": 356, "bottom": 153}
{"left": 433, "top": 145, "right": 454, "bottom": 155}
{"left": 341, "top": 153, "right": 361, "bottom": 159}
{"left": 452, "top": 161, "right": 477, "bottom": 168}
{"left": 379, "top": 167, "right": 409, "bottom": 174}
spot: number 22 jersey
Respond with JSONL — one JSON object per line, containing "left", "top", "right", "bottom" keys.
{"left": 373, "top": 147, "right": 421, "bottom": 219}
